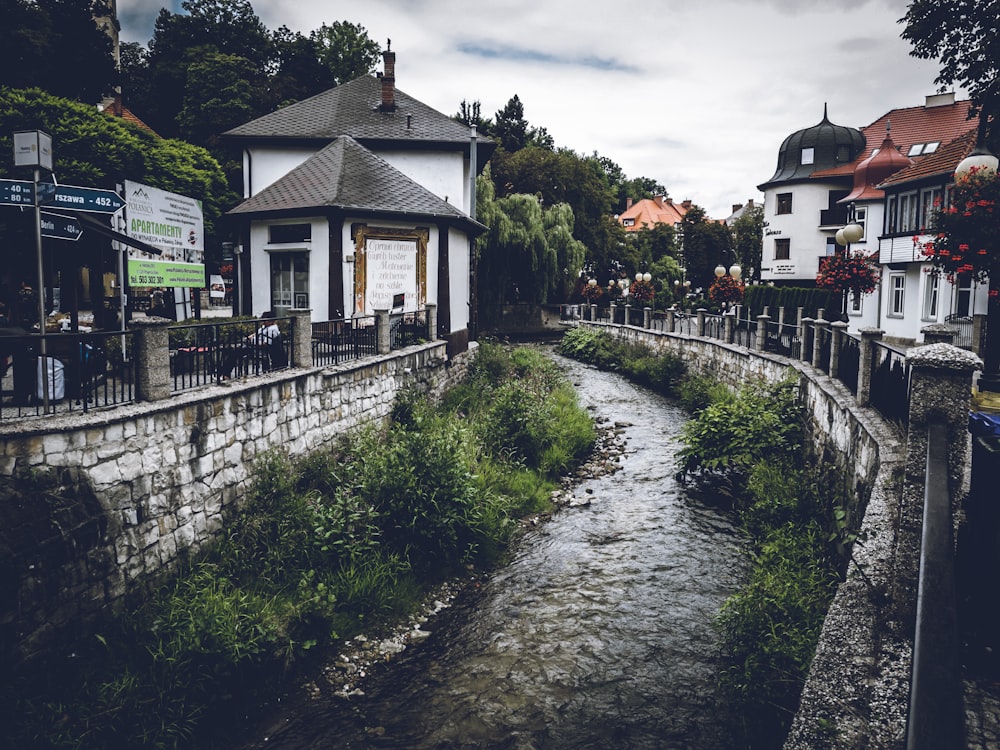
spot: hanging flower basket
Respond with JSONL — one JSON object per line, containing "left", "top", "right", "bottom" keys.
{"left": 923, "top": 165, "right": 1000, "bottom": 297}
{"left": 708, "top": 274, "right": 745, "bottom": 305}
{"left": 815, "top": 251, "right": 881, "bottom": 297}
{"left": 581, "top": 283, "right": 604, "bottom": 304}
{"left": 628, "top": 278, "right": 655, "bottom": 306}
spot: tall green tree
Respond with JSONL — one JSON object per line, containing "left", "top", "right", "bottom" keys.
{"left": 311, "top": 21, "right": 381, "bottom": 87}
{"left": 680, "top": 205, "right": 734, "bottom": 294}
{"left": 0, "top": 0, "right": 116, "bottom": 103}
{"left": 177, "top": 51, "right": 257, "bottom": 149}
{"left": 731, "top": 203, "right": 764, "bottom": 283}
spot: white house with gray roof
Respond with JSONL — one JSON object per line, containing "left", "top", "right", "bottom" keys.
{"left": 223, "top": 44, "right": 494, "bottom": 353}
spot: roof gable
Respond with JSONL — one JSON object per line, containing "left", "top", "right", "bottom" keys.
{"left": 227, "top": 135, "right": 475, "bottom": 225}
{"left": 618, "top": 197, "right": 690, "bottom": 230}
{"left": 223, "top": 75, "right": 489, "bottom": 151}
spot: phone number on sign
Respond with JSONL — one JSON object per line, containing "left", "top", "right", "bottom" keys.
{"left": 135, "top": 275, "right": 164, "bottom": 285}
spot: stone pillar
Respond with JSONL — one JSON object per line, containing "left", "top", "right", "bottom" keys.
{"left": 755, "top": 314, "right": 769, "bottom": 353}
{"left": 375, "top": 309, "right": 390, "bottom": 354}
{"left": 624, "top": 303, "right": 631, "bottom": 326}
{"left": 812, "top": 319, "right": 830, "bottom": 369}
{"left": 131, "top": 317, "right": 171, "bottom": 402}
{"left": 857, "top": 327, "right": 884, "bottom": 407}
{"left": 830, "top": 321, "right": 848, "bottom": 379}
{"left": 590, "top": 303, "right": 597, "bottom": 322}
{"left": 696, "top": 308, "right": 706, "bottom": 337}
{"left": 666, "top": 309, "right": 676, "bottom": 333}
{"left": 800, "top": 317, "right": 815, "bottom": 363}
{"left": 426, "top": 304, "right": 438, "bottom": 341}
{"left": 289, "top": 308, "right": 312, "bottom": 367}
{"left": 609, "top": 303, "right": 617, "bottom": 324}
{"left": 643, "top": 306, "right": 652, "bottom": 329}
{"left": 724, "top": 313, "right": 735, "bottom": 344}
{"left": 974, "top": 313, "right": 986, "bottom": 357}
{"left": 921, "top": 323, "right": 957, "bottom": 345}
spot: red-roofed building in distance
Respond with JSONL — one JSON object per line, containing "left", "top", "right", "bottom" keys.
{"left": 616, "top": 196, "right": 692, "bottom": 233}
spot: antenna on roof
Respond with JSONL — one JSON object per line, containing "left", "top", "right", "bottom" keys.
{"left": 387, "top": 38, "right": 391, "bottom": 51}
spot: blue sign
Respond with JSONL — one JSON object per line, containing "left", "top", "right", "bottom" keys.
{"left": 48, "top": 184, "right": 125, "bottom": 214}
{"left": 0, "top": 178, "right": 35, "bottom": 206}
{"left": 40, "top": 211, "right": 83, "bottom": 241}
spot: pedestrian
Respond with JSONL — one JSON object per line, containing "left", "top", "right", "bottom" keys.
{"left": 146, "top": 290, "right": 174, "bottom": 319}
{"left": 17, "top": 280, "right": 38, "bottom": 330}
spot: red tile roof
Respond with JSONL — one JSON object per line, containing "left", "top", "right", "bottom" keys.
{"left": 878, "top": 128, "right": 978, "bottom": 188}
{"left": 617, "top": 196, "right": 691, "bottom": 231}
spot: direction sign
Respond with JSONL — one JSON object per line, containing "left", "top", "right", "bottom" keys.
{"left": 40, "top": 211, "right": 83, "bottom": 241}
{"left": 48, "top": 184, "right": 125, "bottom": 214}
{"left": 0, "top": 178, "right": 36, "bottom": 206}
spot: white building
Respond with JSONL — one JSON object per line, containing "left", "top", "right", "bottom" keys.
{"left": 223, "top": 45, "right": 494, "bottom": 353}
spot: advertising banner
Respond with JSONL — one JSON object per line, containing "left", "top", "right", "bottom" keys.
{"left": 124, "top": 180, "right": 205, "bottom": 288}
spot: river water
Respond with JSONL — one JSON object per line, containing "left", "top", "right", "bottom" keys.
{"left": 235, "top": 351, "right": 747, "bottom": 749}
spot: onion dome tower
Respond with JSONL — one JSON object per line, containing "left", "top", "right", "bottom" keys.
{"left": 839, "top": 125, "right": 914, "bottom": 203}
{"left": 760, "top": 105, "right": 866, "bottom": 188}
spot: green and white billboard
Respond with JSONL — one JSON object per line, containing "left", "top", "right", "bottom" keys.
{"left": 124, "top": 180, "right": 205, "bottom": 288}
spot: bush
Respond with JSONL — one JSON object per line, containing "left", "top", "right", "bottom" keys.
{"left": 558, "top": 326, "right": 687, "bottom": 397}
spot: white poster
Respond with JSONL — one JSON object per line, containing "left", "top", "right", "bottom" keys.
{"left": 124, "top": 180, "right": 205, "bottom": 288}
{"left": 364, "top": 238, "right": 418, "bottom": 313}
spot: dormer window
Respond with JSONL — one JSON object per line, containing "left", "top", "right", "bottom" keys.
{"left": 801, "top": 147, "right": 814, "bottom": 165}
{"left": 622, "top": 218, "right": 635, "bottom": 227}
{"left": 907, "top": 142, "right": 940, "bottom": 156}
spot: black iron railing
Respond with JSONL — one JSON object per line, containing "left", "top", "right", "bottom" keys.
{"left": 312, "top": 316, "right": 377, "bottom": 366}
{"left": 390, "top": 310, "right": 429, "bottom": 349}
{"left": 837, "top": 334, "right": 861, "bottom": 395}
{"left": 870, "top": 341, "right": 911, "bottom": 424}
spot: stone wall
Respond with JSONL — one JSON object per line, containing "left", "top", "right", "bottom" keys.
{"left": 0, "top": 340, "right": 471, "bottom": 665}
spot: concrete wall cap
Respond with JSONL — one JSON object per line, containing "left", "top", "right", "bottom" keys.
{"left": 906, "top": 342, "right": 983, "bottom": 371}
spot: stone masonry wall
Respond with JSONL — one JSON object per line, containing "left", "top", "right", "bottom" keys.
{"left": 1, "top": 340, "right": 470, "bottom": 665}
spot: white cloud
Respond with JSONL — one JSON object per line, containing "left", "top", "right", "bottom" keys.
{"left": 119, "top": 0, "right": 955, "bottom": 218}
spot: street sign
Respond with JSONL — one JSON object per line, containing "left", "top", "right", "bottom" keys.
{"left": 40, "top": 211, "right": 83, "bottom": 241}
{"left": 48, "top": 184, "right": 125, "bottom": 214}
{"left": 0, "top": 178, "right": 36, "bottom": 206}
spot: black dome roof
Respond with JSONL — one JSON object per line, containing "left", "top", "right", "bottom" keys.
{"left": 760, "top": 105, "right": 866, "bottom": 188}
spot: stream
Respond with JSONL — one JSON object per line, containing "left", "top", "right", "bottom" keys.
{"left": 233, "top": 350, "right": 747, "bottom": 749}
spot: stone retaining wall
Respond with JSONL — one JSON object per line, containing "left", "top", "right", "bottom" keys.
{"left": 1, "top": 340, "right": 470, "bottom": 665}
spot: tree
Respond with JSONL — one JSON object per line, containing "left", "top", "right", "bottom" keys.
{"left": 269, "top": 26, "right": 334, "bottom": 106}
{"left": 177, "top": 51, "right": 257, "bottom": 149}
{"left": 311, "top": 21, "right": 380, "bottom": 87}
{"left": 731, "top": 203, "right": 764, "bottom": 283}
{"left": 0, "top": 0, "right": 117, "bottom": 103}
{"left": 453, "top": 99, "right": 494, "bottom": 134}
{"left": 680, "top": 205, "right": 734, "bottom": 293}
{"left": 900, "top": 0, "right": 1000, "bottom": 128}
{"left": 493, "top": 95, "right": 529, "bottom": 153}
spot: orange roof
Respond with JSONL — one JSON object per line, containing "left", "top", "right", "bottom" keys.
{"left": 617, "top": 196, "right": 691, "bottom": 231}
{"left": 878, "top": 128, "right": 978, "bottom": 188}
{"left": 101, "top": 95, "right": 159, "bottom": 137}
{"left": 811, "top": 96, "right": 976, "bottom": 179}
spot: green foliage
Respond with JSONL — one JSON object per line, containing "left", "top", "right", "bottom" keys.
{"left": 676, "top": 373, "right": 735, "bottom": 414}
{"left": 558, "top": 326, "right": 688, "bottom": 396}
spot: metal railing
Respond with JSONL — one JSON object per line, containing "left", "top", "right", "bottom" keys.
{"left": 390, "top": 309, "right": 429, "bottom": 350}
{"left": 870, "top": 340, "right": 911, "bottom": 424}
{"left": 312, "top": 316, "right": 377, "bottom": 367}
{"left": 837, "top": 334, "right": 861, "bottom": 395}
{"left": 1, "top": 329, "right": 136, "bottom": 421}
{"left": 170, "top": 317, "right": 293, "bottom": 393}
{"left": 944, "top": 314, "right": 974, "bottom": 351}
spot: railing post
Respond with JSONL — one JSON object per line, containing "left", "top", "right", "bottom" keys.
{"left": 921, "top": 323, "right": 956, "bottom": 345}
{"left": 900, "top": 344, "right": 981, "bottom": 750}
{"left": 857, "top": 328, "right": 884, "bottom": 407}
{"left": 666, "top": 309, "right": 676, "bottom": 333}
{"left": 375, "top": 309, "right": 390, "bottom": 354}
{"left": 643, "top": 306, "right": 652, "bottom": 329}
{"left": 131, "top": 317, "right": 171, "bottom": 402}
{"left": 623, "top": 303, "right": 631, "bottom": 326}
{"left": 755, "top": 314, "right": 769, "bottom": 353}
{"left": 589, "top": 303, "right": 597, "bottom": 322}
{"left": 426, "top": 303, "right": 438, "bottom": 341}
{"left": 696, "top": 308, "right": 706, "bottom": 337}
{"left": 812, "top": 319, "right": 830, "bottom": 369}
{"left": 800, "top": 317, "right": 815, "bottom": 363}
{"left": 973, "top": 313, "right": 987, "bottom": 357}
{"left": 724, "top": 312, "right": 735, "bottom": 344}
{"left": 289, "top": 308, "right": 312, "bottom": 367}
{"left": 830, "top": 321, "right": 848, "bottom": 379}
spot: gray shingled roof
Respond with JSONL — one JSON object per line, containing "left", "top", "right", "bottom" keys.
{"left": 223, "top": 75, "right": 490, "bottom": 151}
{"left": 227, "top": 136, "right": 482, "bottom": 230}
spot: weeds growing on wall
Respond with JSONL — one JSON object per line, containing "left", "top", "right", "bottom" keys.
{"left": 557, "top": 326, "right": 687, "bottom": 396}
{"left": 3, "top": 343, "right": 595, "bottom": 749}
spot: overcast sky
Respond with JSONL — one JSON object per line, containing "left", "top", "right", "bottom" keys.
{"left": 118, "top": 0, "right": 955, "bottom": 219}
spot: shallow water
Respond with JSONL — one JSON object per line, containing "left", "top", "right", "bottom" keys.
{"left": 235, "top": 352, "right": 746, "bottom": 749}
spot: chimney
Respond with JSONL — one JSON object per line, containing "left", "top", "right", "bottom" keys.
{"left": 625, "top": 198, "right": 633, "bottom": 210}
{"left": 681, "top": 199, "right": 692, "bottom": 209}
{"left": 654, "top": 195, "right": 664, "bottom": 207}
{"left": 380, "top": 40, "right": 396, "bottom": 112}
{"left": 732, "top": 204, "right": 742, "bottom": 214}
{"left": 925, "top": 92, "right": 955, "bottom": 108}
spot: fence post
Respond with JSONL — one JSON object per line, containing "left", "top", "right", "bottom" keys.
{"left": 624, "top": 303, "right": 631, "bottom": 326}
{"left": 426, "top": 304, "right": 438, "bottom": 341}
{"left": 921, "top": 323, "right": 956, "bottom": 345}
{"left": 131, "top": 318, "right": 171, "bottom": 402}
{"left": 755, "top": 314, "right": 769, "bottom": 353}
{"left": 289, "top": 308, "right": 312, "bottom": 367}
{"left": 724, "top": 312, "right": 735, "bottom": 343}
{"left": 643, "top": 306, "right": 652, "bottom": 329}
{"left": 830, "top": 321, "right": 848, "bottom": 379}
{"left": 812, "top": 319, "right": 830, "bottom": 369}
{"left": 375, "top": 309, "right": 390, "bottom": 354}
{"left": 974, "top": 313, "right": 986, "bottom": 357}
{"left": 857, "top": 328, "right": 884, "bottom": 407}
{"left": 899, "top": 344, "right": 981, "bottom": 750}
{"left": 697, "top": 308, "right": 706, "bottom": 337}
{"left": 590, "top": 303, "right": 597, "bottom": 322}
{"left": 800, "top": 317, "right": 815, "bottom": 363}
{"left": 666, "top": 309, "right": 676, "bottom": 332}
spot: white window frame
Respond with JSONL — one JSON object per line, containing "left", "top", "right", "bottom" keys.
{"left": 898, "top": 191, "right": 919, "bottom": 233}
{"left": 851, "top": 205, "right": 867, "bottom": 240}
{"left": 922, "top": 272, "right": 939, "bottom": 321}
{"left": 888, "top": 272, "right": 906, "bottom": 318}
{"left": 849, "top": 291, "right": 863, "bottom": 316}
{"left": 801, "top": 147, "right": 815, "bottom": 165}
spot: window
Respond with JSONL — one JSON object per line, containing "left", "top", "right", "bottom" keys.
{"left": 801, "top": 147, "right": 815, "bottom": 165}
{"left": 898, "top": 191, "right": 919, "bottom": 233}
{"left": 852, "top": 205, "right": 867, "bottom": 239}
{"left": 622, "top": 218, "right": 635, "bottom": 227}
{"left": 774, "top": 238, "right": 790, "bottom": 260}
{"left": 268, "top": 223, "right": 311, "bottom": 244}
{"left": 922, "top": 273, "right": 939, "bottom": 320}
{"left": 776, "top": 193, "right": 793, "bottom": 215}
{"left": 954, "top": 273, "right": 973, "bottom": 317}
{"left": 908, "top": 142, "right": 941, "bottom": 156}
{"left": 849, "top": 291, "right": 863, "bottom": 316}
{"left": 888, "top": 273, "right": 906, "bottom": 317}
{"left": 270, "top": 252, "right": 309, "bottom": 312}
{"left": 920, "top": 187, "right": 943, "bottom": 230}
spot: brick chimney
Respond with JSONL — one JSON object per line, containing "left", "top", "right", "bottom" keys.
{"left": 625, "top": 198, "right": 633, "bottom": 210}
{"left": 380, "top": 40, "right": 396, "bottom": 112}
